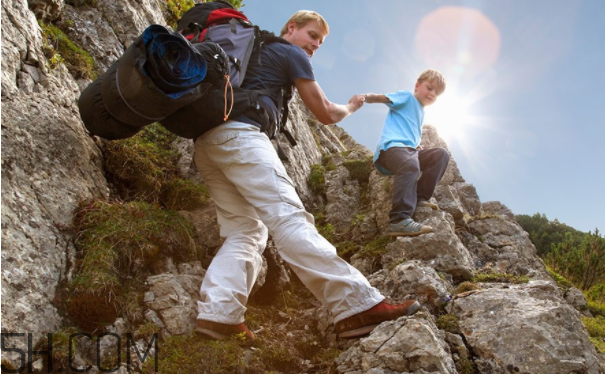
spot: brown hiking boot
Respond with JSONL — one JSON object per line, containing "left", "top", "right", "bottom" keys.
{"left": 195, "top": 319, "right": 255, "bottom": 342}
{"left": 334, "top": 300, "right": 421, "bottom": 338}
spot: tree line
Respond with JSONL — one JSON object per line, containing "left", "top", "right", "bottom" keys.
{"left": 516, "top": 213, "right": 604, "bottom": 291}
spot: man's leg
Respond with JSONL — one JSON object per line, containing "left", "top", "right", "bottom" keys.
{"left": 196, "top": 121, "right": 384, "bottom": 323}
{"left": 417, "top": 148, "right": 450, "bottom": 202}
{"left": 194, "top": 127, "right": 269, "bottom": 327}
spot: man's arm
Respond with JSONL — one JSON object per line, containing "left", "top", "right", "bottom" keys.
{"left": 363, "top": 93, "right": 391, "bottom": 104}
{"left": 294, "top": 78, "right": 364, "bottom": 125}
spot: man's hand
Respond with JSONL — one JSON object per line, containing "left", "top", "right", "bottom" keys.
{"left": 347, "top": 94, "right": 365, "bottom": 113}
{"left": 295, "top": 78, "right": 364, "bottom": 125}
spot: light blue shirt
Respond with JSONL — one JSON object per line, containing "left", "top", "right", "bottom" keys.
{"left": 373, "top": 91, "right": 424, "bottom": 173}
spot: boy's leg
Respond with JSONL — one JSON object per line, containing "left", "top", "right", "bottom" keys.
{"left": 376, "top": 147, "right": 420, "bottom": 223}
{"left": 417, "top": 148, "right": 450, "bottom": 202}
{"left": 195, "top": 121, "right": 384, "bottom": 324}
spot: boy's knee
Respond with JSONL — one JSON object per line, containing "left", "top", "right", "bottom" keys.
{"left": 437, "top": 147, "right": 450, "bottom": 163}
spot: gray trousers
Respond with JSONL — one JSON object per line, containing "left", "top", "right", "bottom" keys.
{"left": 376, "top": 147, "right": 450, "bottom": 223}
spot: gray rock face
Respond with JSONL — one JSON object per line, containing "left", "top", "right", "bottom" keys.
{"left": 336, "top": 312, "right": 457, "bottom": 374}
{"left": 368, "top": 261, "right": 451, "bottom": 315}
{"left": 2, "top": 0, "right": 109, "bottom": 336}
{"left": 448, "top": 281, "right": 602, "bottom": 374}
{"left": 381, "top": 211, "right": 475, "bottom": 282}
{"left": 144, "top": 263, "right": 205, "bottom": 336}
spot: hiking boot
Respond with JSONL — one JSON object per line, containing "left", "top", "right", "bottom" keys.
{"left": 387, "top": 218, "right": 433, "bottom": 237}
{"left": 417, "top": 200, "right": 439, "bottom": 210}
{"left": 335, "top": 300, "right": 421, "bottom": 338}
{"left": 195, "top": 319, "right": 255, "bottom": 342}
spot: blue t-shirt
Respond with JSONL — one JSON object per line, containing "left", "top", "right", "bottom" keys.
{"left": 373, "top": 90, "right": 424, "bottom": 165}
{"left": 238, "top": 41, "right": 315, "bottom": 124}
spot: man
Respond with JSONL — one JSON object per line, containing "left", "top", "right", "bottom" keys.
{"left": 194, "top": 10, "right": 420, "bottom": 341}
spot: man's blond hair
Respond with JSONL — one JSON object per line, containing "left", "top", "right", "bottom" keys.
{"left": 417, "top": 69, "right": 446, "bottom": 95}
{"left": 280, "top": 10, "right": 329, "bottom": 37}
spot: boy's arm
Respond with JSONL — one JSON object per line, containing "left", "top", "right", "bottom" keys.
{"left": 294, "top": 78, "right": 364, "bottom": 125}
{"left": 363, "top": 93, "right": 391, "bottom": 104}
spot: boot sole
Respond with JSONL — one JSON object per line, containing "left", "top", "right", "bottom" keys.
{"left": 337, "top": 301, "right": 421, "bottom": 338}
{"left": 195, "top": 327, "right": 228, "bottom": 340}
{"left": 387, "top": 229, "right": 432, "bottom": 237}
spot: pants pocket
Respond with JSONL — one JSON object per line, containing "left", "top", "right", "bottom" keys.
{"left": 274, "top": 168, "right": 304, "bottom": 210}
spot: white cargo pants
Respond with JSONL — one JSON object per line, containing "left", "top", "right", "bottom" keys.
{"left": 193, "top": 121, "right": 384, "bottom": 325}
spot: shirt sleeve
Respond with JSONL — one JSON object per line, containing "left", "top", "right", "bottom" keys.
{"left": 287, "top": 45, "right": 315, "bottom": 82}
{"left": 384, "top": 90, "right": 412, "bottom": 109}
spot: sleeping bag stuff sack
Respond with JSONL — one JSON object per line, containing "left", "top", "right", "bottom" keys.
{"left": 78, "top": 25, "right": 211, "bottom": 139}
{"left": 78, "top": 63, "right": 142, "bottom": 140}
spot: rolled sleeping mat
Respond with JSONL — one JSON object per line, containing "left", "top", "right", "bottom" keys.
{"left": 144, "top": 28, "right": 208, "bottom": 94}
{"left": 101, "top": 25, "right": 209, "bottom": 128}
{"left": 159, "top": 42, "right": 231, "bottom": 139}
{"left": 78, "top": 67, "right": 142, "bottom": 140}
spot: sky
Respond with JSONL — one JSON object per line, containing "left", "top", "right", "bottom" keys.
{"left": 242, "top": 0, "right": 605, "bottom": 234}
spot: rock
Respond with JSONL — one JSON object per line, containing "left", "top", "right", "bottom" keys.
{"left": 336, "top": 312, "right": 457, "bottom": 373}
{"left": 448, "top": 281, "right": 602, "bottom": 374}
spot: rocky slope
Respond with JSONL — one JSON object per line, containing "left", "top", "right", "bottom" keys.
{"left": 2, "top": 0, "right": 604, "bottom": 373}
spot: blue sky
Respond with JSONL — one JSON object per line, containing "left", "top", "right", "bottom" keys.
{"left": 243, "top": 0, "right": 604, "bottom": 233}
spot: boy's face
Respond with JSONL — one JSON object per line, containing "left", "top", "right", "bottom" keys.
{"left": 414, "top": 79, "right": 441, "bottom": 107}
{"left": 283, "top": 20, "right": 326, "bottom": 57}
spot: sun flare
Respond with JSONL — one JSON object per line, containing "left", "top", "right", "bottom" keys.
{"left": 424, "top": 90, "right": 472, "bottom": 142}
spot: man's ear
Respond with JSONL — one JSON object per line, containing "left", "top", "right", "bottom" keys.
{"left": 287, "top": 21, "right": 297, "bottom": 35}
{"left": 414, "top": 81, "right": 420, "bottom": 93}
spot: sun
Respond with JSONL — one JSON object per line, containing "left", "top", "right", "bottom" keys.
{"left": 424, "top": 90, "right": 472, "bottom": 142}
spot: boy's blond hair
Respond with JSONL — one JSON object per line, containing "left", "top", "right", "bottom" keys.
{"left": 417, "top": 69, "right": 446, "bottom": 95}
{"left": 280, "top": 10, "right": 329, "bottom": 37}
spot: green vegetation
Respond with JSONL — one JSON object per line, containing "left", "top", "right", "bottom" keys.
{"left": 436, "top": 314, "right": 460, "bottom": 333}
{"left": 308, "top": 164, "right": 326, "bottom": 194}
{"left": 103, "top": 124, "right": 208, "bottom": 209}
{"left": 357, "top": 235, "right": 392, "bottom": 259}
{"left": 472, "top": 272, "right": 529, "bottom": 284}
{"left": 343, "top": 156, "right": 373, "bottom": 183}
{"left": 516, "top": 213, "right": 582, "bottom": 256}
{"left": 518, "top": 213, "right": 605, "bottom": 354}
{"left": 164, "top": 0, "right": 196, "bottom": 29}
{"left": 162, "top": 178, "right": 209, "bottom": 211}
{"left": 545, "top": 266, "right": 574, "bottom": 291}
{"left": 544, "top": 230, "right": 605, "bottom": 290}
{"left": 586, "top": 283, "right": 605, "bottom": 317}
{"left": 581, "top": 316, "right": 605, "bottom": 353}
{"left": 321, "top": 154, "right": 337, "bottom": 171}
{"left": 67, "top": 200, "right": 199, "bottom": 331}
{"left": 454, "top": 281, "right": 481, "bottom": 295}
{"left": 39, "top": 21, "right": 95, "bottom": 79}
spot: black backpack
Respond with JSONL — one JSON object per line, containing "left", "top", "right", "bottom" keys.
{"left": 159, "top": 1, "right": 297, "bottom": 154}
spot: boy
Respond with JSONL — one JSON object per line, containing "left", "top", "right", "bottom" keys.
{"left": 362, "top": 69, "right": 450, "bottom": 237}
{"left": 194, "top": 11, "right": 421, "bottom": 342}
